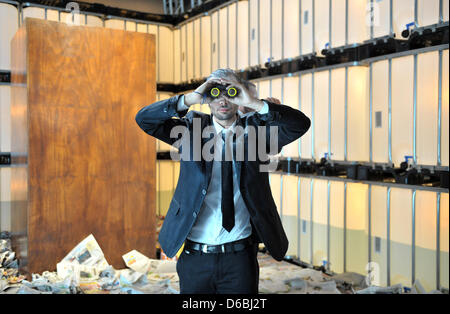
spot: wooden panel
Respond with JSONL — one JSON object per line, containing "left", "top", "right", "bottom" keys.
{"left": 11, "top": 18, "right": 156, "bottom": 274}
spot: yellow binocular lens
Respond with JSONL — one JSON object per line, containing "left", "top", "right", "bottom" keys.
{"left": 227, "top": 87, "right": 237, "bottom": 97}
{"left": 209, "top": 85, "right": 239, "bottom": 98}
{"left": 210, "top": 87, "right": 221, "bottom": 97}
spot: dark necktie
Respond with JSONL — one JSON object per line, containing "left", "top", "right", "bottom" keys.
{"left": 221, "top": 131, "right": 235, "bottom": 232}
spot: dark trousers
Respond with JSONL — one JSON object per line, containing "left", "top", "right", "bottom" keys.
{"left": 176, "top": 243, "right": 259, "bottom": 294}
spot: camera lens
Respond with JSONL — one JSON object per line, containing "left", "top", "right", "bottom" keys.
{"left": 210, "top": 87, "right": 221, "bottom": 98}
{"left": 227, "top": 87, "right": 237, "bottom": 98}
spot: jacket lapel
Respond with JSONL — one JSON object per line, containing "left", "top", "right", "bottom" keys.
{"left": 234, "top": 114, "right": 245, "bottom": 183}
{"left": 204, "top": 113, "right": 215, "bottom": 184}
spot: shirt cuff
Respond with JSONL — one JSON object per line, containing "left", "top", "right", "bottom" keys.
{"left": 177, "top": 94, "right": 190, "bottom": 112}
{"left": 258, "top": 101, "right": 269, "bottom": 114}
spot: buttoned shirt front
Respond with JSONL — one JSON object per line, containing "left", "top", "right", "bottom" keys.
{"left": 177, "top": 95, "right": 269, "bottom": 245}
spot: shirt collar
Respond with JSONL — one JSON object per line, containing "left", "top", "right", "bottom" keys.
{"left": 212, "top": 115, "right": 238, "bottom": 135}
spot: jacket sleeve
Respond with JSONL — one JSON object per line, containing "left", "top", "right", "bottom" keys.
{"left": 135, "top": 95, "right": 190, "bottom": 146}
{"left": 249, "top": 100, "right": 311, "bottom": 154}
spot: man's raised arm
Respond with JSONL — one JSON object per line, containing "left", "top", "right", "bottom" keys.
{"left": 135, "top": 95, "right": 190, "bottom": 146}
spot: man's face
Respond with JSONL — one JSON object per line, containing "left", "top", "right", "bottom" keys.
{"left": 209, "top": 96, "right": 239, "bottom": 121}
{"left": 208, "top": 76, "right": 239, "bottom": 121}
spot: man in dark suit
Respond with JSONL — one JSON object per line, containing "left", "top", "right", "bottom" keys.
{"left": 135, "top": 69, "right": 310, "bottom": 294}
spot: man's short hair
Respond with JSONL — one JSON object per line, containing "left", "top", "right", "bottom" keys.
{"left": 208, "top": 68, "right": 256, "bottom": 94}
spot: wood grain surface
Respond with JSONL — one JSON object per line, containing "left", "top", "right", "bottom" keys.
{"left": 11, "top": 18, "right": 156, "bottom": 274}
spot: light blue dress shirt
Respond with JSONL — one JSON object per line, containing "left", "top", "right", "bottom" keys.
{"left": 176, "top": 95, "right": 269, "bottom": 245}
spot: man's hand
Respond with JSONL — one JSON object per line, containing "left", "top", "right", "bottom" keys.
{"left": 184, "top": 78, "right": 223, "bottom": 107}
{"left": 216, "top": 78, "right": 264, "bottom": 111}
{"left": 239, "top": 97, "right": 281, "bottom": 114}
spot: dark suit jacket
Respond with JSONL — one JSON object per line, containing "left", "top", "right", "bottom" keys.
{"left": 135, "top": 95, "right": 311, "bottom": 261}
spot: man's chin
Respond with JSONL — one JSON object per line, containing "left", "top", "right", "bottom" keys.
{"left": 215, "top": 112, "right": 236, "bottom": 121}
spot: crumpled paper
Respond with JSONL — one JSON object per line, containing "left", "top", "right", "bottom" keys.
{"left": 56, "top": 234, "right": 109, "bottom": 286}
{"left": 6, "top": 235, "right": 181, "bottom": 294}
{"left": 1, "top": 232, "right": 26, "bottom": 291}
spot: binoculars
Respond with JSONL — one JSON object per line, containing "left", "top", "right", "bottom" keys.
{"left": 208, "top": 84, "right": 239, "bottom": 99}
